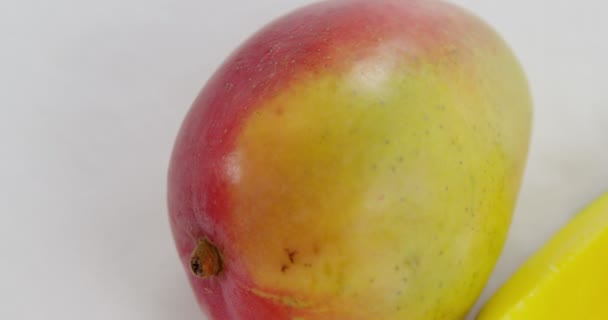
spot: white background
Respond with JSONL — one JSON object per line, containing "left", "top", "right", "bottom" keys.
{"left": 1, "top": 0, "right": 607, "bottom": 319}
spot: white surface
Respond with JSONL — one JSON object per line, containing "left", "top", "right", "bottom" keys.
{"left": 1, "top": 0, "right": 607, "bottom": 319}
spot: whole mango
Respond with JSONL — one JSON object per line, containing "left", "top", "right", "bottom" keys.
{"left": 168, "top": 0, "right": 532, "bottom": 319}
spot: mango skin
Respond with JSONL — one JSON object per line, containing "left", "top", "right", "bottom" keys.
{"left": 167, "top": 0, "right": 532, "bottom": 319}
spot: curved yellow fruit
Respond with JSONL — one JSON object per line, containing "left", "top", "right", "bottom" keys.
{"left": 477, "top": 192, "right": 608, "bottom": 320}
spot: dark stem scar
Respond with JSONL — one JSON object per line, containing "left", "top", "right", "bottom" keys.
{"left": 190, "top": 238, "right": 222, "bottom": 278}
